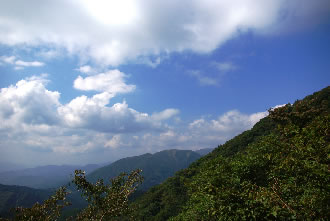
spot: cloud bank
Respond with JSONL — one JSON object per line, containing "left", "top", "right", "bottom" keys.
{"left": 0, "top": 75, "right": 269, "bottom": 163}
{"left": 0, "top": 0, "right": 329, "bottom": 66}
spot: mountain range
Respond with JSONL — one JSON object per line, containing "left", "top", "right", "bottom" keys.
{"left": 87, "top": 149, "right": 202, "bottom": 192}
{"left": 0, "top": 164, "right": 101, "bottom": 189}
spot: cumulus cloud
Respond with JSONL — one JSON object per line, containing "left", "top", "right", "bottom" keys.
{"left": 73, "top": 70, "right": 136, "bottom": 94}
{"left": 189, "top": 110, "right": 268, "bottom": 133}
{"left": 0, "top": 0, "right": 328, "bottom": 66}
{"left": 0, "top": 75, "right": 278, "bottom": 166}
{"left": 0, "top": 76, "right": 180, "bottom": 156}
{"left": 187, "top": 110, "right": 268, "bottom": 147}
{"left": 0, "top": 77, "right": 60, "bottom": 127}
{"left": 115, "top": 109, "right": 269, "bottom": 153}
{"left": 59, "top": 96, "right": 161, "bottom": 133}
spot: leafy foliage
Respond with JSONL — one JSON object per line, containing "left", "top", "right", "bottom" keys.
{"left": 72, "top": 169, "right": 143, "bottom": 220}
{"left": 11, "top": 187, "right": 70, "bottom": 221}
{"left": 0, "top": 169, "right": 143, "bottom": 221}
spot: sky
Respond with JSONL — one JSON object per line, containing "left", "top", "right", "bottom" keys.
{"left": 0, "top": 0, "right": 329, "bottom": 168}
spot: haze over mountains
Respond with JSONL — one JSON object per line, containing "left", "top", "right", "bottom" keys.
{"left": 0, "top": 149, "right": 209, "bottom": 189}
{"left": 0, "top": 164, "right": 101, "bottom": 189}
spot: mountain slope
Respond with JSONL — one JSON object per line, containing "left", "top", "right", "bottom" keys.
{"left": 87, "top": 149, "right": 201, "bottom": 192}
{"left": 0, "top": 184, "right": 51, "bottom": 218}
{"left": 131, "top": 86, "right": 329, "bottom": 220}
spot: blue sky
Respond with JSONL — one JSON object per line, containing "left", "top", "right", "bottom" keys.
{"left": 0, "top": 0, "right": 329, "bottom": 168}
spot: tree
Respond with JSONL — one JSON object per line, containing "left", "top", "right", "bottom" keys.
{"left": 0, "top": 169, "right": 143, "bottom": 221}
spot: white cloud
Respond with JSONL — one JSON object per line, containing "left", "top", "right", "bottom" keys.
{"left": 58, "top": 95, "right": 160, "bottom": 133}
{"left": 187, "top": 110, "right": 268, "bottom": 148}
{"left": 0, "top": 55, "right": 44, "bottom": 69}
{"left": 151, "top": 109, "right": 180, "bottom": 121}
{"left": 75, "top": 65, "right": 95, "bottom": 74}
{"left": 0, "top": 77, "right": 60, "bottom": 128}
{"left": 105, "top": 135, "right": 123, "bottom": 149}
{"left": 0, "top": 76, "right": 180, "bottom": 158}
{"left": 15, "top": 60, "right": 44, "bottom": 67}
{"left": 0, "top": 76, "right": 278, "bottom": 165}
{"left": 189, "top": 110, "right": 268, "bottom": 133}
{"left": 0, "top": 0, "right": 328, "bottom": 66}
{"left": 73, "top": 70, "right": 136, "bottom": 94}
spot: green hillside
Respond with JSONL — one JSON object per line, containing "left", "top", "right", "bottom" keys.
{"left": 0, "top": 184, "right": 51, "bottom": 218}
{"left": 131, "top": 86, "right": 330, "bottom": 220}
{"left": 87, "top": 149, "right": 201, "bottom": 192}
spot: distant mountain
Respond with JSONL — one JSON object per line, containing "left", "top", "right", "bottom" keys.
{"left": 0, "top": 184, "right": 51, "bottom": 218}
{"left": 87, "top": 149, "right": 201, "bottom": 192}
{"left": 194, "top": 148, "right": 214, "bottom": 156}
{"left": 0, "top": 162, "right": 27, "bottom": 173}
{"left": 0, "top": 164, "right": 101, "bottom": 189}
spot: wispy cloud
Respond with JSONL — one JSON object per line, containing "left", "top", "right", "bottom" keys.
{"left": 15, "top": 60, "right": 44, "bottom": 67}
{"left": 0, "top": 56, "right": 16, "bottom": 64}
{"left": 0, "top": 55, "right": 44, "bottom": 69}
{"left": 213, "top": 62, "right": 238, "bottom": 73}
{"left": 188, "top": 70, "right": 219, "bottom": 86}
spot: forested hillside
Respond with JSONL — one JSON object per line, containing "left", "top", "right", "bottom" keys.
{"left": 131, "top": 86, "right": 329, "bottom": 220}
{"left": 0, "top": 184, "right": 51, "bottom": 218}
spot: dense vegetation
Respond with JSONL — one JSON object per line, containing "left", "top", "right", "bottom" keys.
{"left": 0, "top": 86, "right": 328, "bottom": 220}
{"left": 132, "top": 86, "right": 329, "bottom": 220}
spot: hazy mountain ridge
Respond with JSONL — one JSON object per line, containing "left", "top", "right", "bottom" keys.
{"left": 87, "top": 149, "right": 202, "bottom": 192}
{"left": 0, "top": 164, "right": 101, "bottom": 189}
